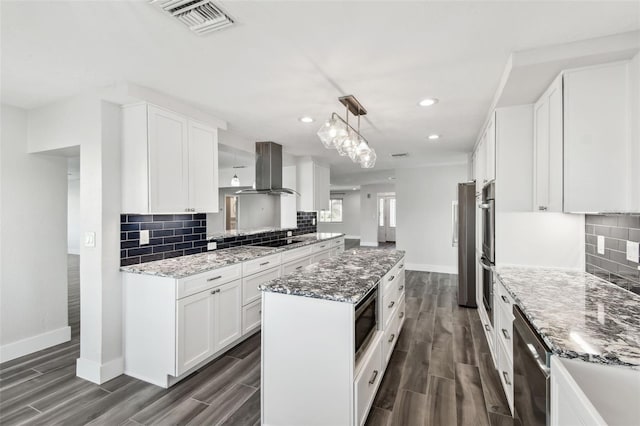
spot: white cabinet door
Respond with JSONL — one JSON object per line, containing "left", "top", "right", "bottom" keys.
{"left": 297, "top": 160, "right": 330, "bottom": 211}
{"left": 242, "top": 299, "right": 261, "bottom": 335}
{"left": 314, "top": 163, "right": 330, "bottom": 212}
{"left": 485, "top": 115, "right": 496, "bottom": 182}
{"left": 176, "top": 290, "right": 215, "bottom": 375}
{"left": 476, "top": 138, "right": 486, "bottom": 194}
{"left": 563, "top": 62, "right": 631, "bottom": 212}
{"left": 213, "top": 280, "right": 242, "bottom": 351}
{"left": 533, "top": 74, "right": 563, "bottom": 212}
{"left": 148, "top": 105, "right": 189, "bottom": 213}
{"left": 187, "top": 120, "right": 218, "bottom": 213}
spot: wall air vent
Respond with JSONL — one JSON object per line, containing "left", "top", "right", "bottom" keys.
{"left": 150, "top": 0, "right": 235, "bottom": 35}
{"left": 391, "top": 153, "right": 409, "bottom": 158}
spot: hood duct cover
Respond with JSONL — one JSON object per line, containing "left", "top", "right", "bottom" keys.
{"left": 236, "top": 142, "right": 298, "bottom": 196}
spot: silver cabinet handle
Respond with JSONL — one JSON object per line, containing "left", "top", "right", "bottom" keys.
{"left": 479, "top": 203, "right": 490, "bottom": 209}
{"left": 502, "top": 329, "right": 510, "bottom": 340}
{"left": 388, "top": 301, "right": 395, "bottom": 309}
{"left": 484, "top": 324, "right": 491, "bottom": 332}
{"left": 502, "top": 371, "right": 511, "bottom": 386}
{"left": 538, "top": 206, "right": 547, "bottom": 211}
{"left": 400, "top": 264, "right": 404, "bottom": 268}
{"left": 207, "top": 276, "right": 222, "bottom": 282}
{"left": 210, "top": 288, "right": 220, "bottom": 294}
{"left": 259, "top": 261, "right": 270, "bottom": 266}
{"left": 501, "top": 295, "right": 509, "bottom": 304}
{"left": 388, "top": 334, "right": 395, "bottom": 343}
{"left": 368, "top": 370, "right": 379, "bottom": 385}
{"left": 320, "top": 245, "right": 326, "bottom": 249}
{"left": 295, "top": 265, "right": 303, "bottom": 270}
{"left": 388, "top": 275, "right": 395, "bottom": 282}
{"left": 399, "top": 312, "right": 404, "bottom": 319}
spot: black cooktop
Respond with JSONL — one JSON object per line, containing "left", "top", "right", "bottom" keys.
{"left": 251, "top": 238, "right": 304, "bottom": 248}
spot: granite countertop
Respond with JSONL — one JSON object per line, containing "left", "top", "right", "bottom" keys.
{"left": 495, "top": 266, "right": 640, "bottom": 369}
{"left": 121, "top": 232, "right": 344, "bottom": 279}
{"left": 207, "top": 226, "right": 297, "bottom": 240}
{"left": 259, "top": 248, "right": 406, "bottom": 304}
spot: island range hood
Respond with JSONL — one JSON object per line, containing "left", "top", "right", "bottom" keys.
{"left": 235, "top": 142, "right": 299, "bottom": 196}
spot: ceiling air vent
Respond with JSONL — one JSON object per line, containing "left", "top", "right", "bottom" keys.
{"left": 150, "top": 0, "right": 235, "bottom": 35}
{"left": 391, "top": 153, "right": 409, "bottom": 158}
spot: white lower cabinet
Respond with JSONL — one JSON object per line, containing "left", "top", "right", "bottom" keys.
{"left": 355, "top": 336, "right": 383, "bottom": 426}
{"left": 242, "top": 299, "right": 261, "bottom": 334}
{"left": 311, "top": 249, "right": 331, "bottom": 263}
{"left": 124, "top": 236, "right": 346, "bottom": 388}
{"left": 176, "top": 289, "right": 215, "bottom": 375}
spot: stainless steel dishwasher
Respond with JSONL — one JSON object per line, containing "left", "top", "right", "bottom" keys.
{"left": 513, "top": 305, "right": 551, "bottom": 426}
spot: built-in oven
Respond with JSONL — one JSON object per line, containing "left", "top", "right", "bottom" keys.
{"left": 513, "top": 305, "right": 550, "bottom": 426}
{"left": 479, "top": 181, "right": 495, "bottom": 325}
{"left": 354, "top": 284, "right": 378, "bottom": 361}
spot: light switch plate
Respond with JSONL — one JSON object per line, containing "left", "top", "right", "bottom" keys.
{"left": 207, "top": 242, "right": 217, "bottom": 251}
{"left": 626, "top": 241, "right": 639, "bottom": 263}
{"left": 287, "top": 231, "right": 292, "bottom": 237}
{"left": 312, "top": 218, "right": 316, "bottom": 226}
{"left": 84, "top": 232, "right": 96, "bottom": 248}
{"left": 140, "top": 230, "right": 150, "bottom": 245}
{"left": 597, "top": 235, "right": 605, "bottom": 255}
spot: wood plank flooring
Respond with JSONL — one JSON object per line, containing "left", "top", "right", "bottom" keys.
{"left": 0, "top": 252, "right": 520, "bottom": 425}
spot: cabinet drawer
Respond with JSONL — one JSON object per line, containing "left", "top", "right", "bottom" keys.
{"left": 243, "top": 253, "right": 281, "bottom": 277}
{"left": 242, "top": 299, "right": 261, "bottom": 335}
{"left": 177, "top": 263, "right": 242, "bottom": 299}
{"left": 496, "top": 279, "right": 515, "bottom": 319}
{"left": 242, "top": 265, "right": 280, "bottom": 306}
{"left": 311, "top": 249, "right": 331, "bottom": 264}
{"left": 497, "top": 338, "right": 514, "bottom": 413}
{"left": 396, "top": 270, "right": 406, "bottom": 297}
{"left": 397, "top": 296, "right": 406, "bottom": 333}
{"left": 332, "top": 237, "right": 345, "bottom": 247}
{"left": 354, "top": 336, "right": 382, "bottom": 426}
{"left": 282, "top": 256, "right": 312, "bottom": 276}
{"left": 382, "top": 268, "right": 400, "bottom": 295}
{"left": 382, "top": 286, "right": 401, "bottom": 329}
{"left": 383, "top": 310, "right": 400, "bottom": 366}
{"left": 312, "top": 240, "right": 332, "bottom": 253}
{"left": 281, "top": 245, "right": 313, "bottom": 263}
{"left": 496, "top": 302, "right": 514, "bottom": 362}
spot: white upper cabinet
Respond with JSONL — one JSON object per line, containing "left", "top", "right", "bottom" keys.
{"left": 563, "top": 61, "right": 634, "bottom": 213}
{"left": 122, "top": 103, "right": 219, "bottom": 214}
{"left": 533, "top": 73, "right": 563, "bottom": 212}
{"left": 297, "top": 159, "right": 330, "bottom": 212}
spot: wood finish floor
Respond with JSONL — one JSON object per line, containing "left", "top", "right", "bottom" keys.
{"left": 0, "top": 253, "right": 518, "bottom": 425}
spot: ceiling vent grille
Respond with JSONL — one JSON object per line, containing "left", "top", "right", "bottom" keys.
{"left": 391, "top": 153, "right": 409, "bottom": 158}
{"left": 150, "top": 0, "right": 235, "bottom": 35}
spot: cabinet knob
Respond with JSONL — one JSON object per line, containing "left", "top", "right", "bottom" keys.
{"left": 398, "top": 285, "right": 404, "bottom": 291}
{"left": 388, "top": 301, "right": 395, "bottom": 309}
{"left": 399, "top": 312, "right": 404, "bottom": 319}
{"left": 502, "top": 328, "right": 510, "bottom": 340}
{"left": 210, "top": 288, "right": 220, "bottom": 294}
{"left": 388, "top": 275, "right": 395, "bottom": 282}
{"left": 388, "top": 334, "right": 395, "bottom": 343}
{"left": 538, "top": 206, "right": 548, "bottom": 211}
{"left": 502, "top": 371, "right": 511, "bottom": 386}
{"left": 501, "top": 295, "right": 509, "bottom": 304}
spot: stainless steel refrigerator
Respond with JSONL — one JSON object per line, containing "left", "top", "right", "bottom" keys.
{"left": 457, "top": 181, "right": 477, "bottom": 308}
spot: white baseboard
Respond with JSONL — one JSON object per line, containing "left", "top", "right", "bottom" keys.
{"left": 77, "top": 356, "right": 124, "bottom": 384}
{"left": 405, "top": 263, "right": 458, "bottom": 274}
{"left": 0, "top": 326, "right": 71, "bottom": 363}
{"left": 344, "top": 235, "right": 360, "bottom": 240}
{"left": 360, "top": 241, "right": 379, "bottom": 247}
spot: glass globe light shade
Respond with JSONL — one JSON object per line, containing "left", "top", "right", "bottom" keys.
{"left": 359, "top": 147, "right": 377, "bottom": 169}
{"left": 230, "top": 174, "right": 240, "bottom": 186}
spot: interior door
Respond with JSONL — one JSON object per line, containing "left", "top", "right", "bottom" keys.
{"left": 377, "top": 196, "right": 396, "bottom": 243}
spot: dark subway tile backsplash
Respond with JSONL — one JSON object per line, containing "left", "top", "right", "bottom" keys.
{"left": 585, "top": 214, "right": 640, "bottom": 295}
{"left": 120, "top": 213, "right": 208, "bottom": 266}
{"left": 121, "top": 211, "right": 318, "bottom": 267}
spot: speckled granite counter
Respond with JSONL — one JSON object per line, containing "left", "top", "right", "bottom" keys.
{"left": 259, "top": 248, "right": 405, "bottom": 304}
{"left": 121, "top": 233, "right": 343, "bottom": 279}
{"left": 495, "top": 266, "right": 640, "bottom": 368}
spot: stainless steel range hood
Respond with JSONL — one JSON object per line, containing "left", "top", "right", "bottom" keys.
{"left": 235, "top": 142, "right": 298, "bottom": 196}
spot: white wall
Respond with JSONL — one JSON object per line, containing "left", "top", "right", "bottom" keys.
{"left": 359, "top": 183, "right": 395, "bottom": 246}
{"left": 396, "top": 164, "right": 468, "bottom": 273}
{"left": 27, "top": 95, "right": 123, "bottom": 384}
{"left": 68, "top": 177, "right": 81, "bottom": 255}
{"left": 318, "top": 191, "right": 361, "bottom": 238}
{"left": 0, "top": 104, "right": 70, "bottom": 362}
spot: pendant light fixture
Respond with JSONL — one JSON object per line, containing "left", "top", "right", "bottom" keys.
{"left": 230, "top": 173, "right": 240, "bottom": 186}
{"left": 317, "top": 95, "right": 376, "bottom": 168}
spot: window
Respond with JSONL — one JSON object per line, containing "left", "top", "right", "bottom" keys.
{"left": 319, "top": 199, "right": 343, "bottom": 222}
{"left": 378, "top": 198, "right": 384, "bottom": 226}
{"left": 389, "top": 198, "right": 396, "bottom": 227}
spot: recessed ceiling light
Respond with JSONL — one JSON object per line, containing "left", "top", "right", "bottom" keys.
{"left": 428, "top": 134, "right": 440, "bottom": 140}
{"left": 352, "top": 187, "right": 357, "bottom": 190}
{"left": 418, "top": 98, "right": 438, "bottom": 107}
{"left": 299, "top": 116, "right": 314, "bottom": 123}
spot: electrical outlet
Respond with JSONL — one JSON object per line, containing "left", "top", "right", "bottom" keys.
{"left": 312, "top": 218, "right": 316, "bottom": 226}
{"left": 287, "top": 231, "right": 292, "bottom": 237}
{"left": 140, "top": 230, "right": 150, "bottom": 245}
{"left": 207, "top": 242, "right": 217, "bottom": 251}
{"left": 597, "top": 235, "right": 605, "bottom": 255}
{"left": 84, "top": 232, "right": 96, "bottom": 248}
{"left": 627, "top": 241, "right": 639, "bottom": 263}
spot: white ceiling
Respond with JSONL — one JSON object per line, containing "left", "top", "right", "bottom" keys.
{"left": 2, "top": 1, "right": 639, "bottom": 186}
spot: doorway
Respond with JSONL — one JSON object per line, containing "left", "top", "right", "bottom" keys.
{"left": 377, "top": 194, "right": 396, "bottom": 243}
{"left": 225, "top": 195, "right": 239, "bottom": 231}
{"left": 67, "top": 156, "right": 81, "bottom": 343}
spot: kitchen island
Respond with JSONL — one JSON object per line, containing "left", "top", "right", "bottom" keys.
{"left": 259, "top": 248, "right": 406, "bottom": 426}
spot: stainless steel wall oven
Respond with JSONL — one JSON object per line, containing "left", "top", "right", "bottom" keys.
{"left": 355, "top": 284, "right": 378, "bottom": 361}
